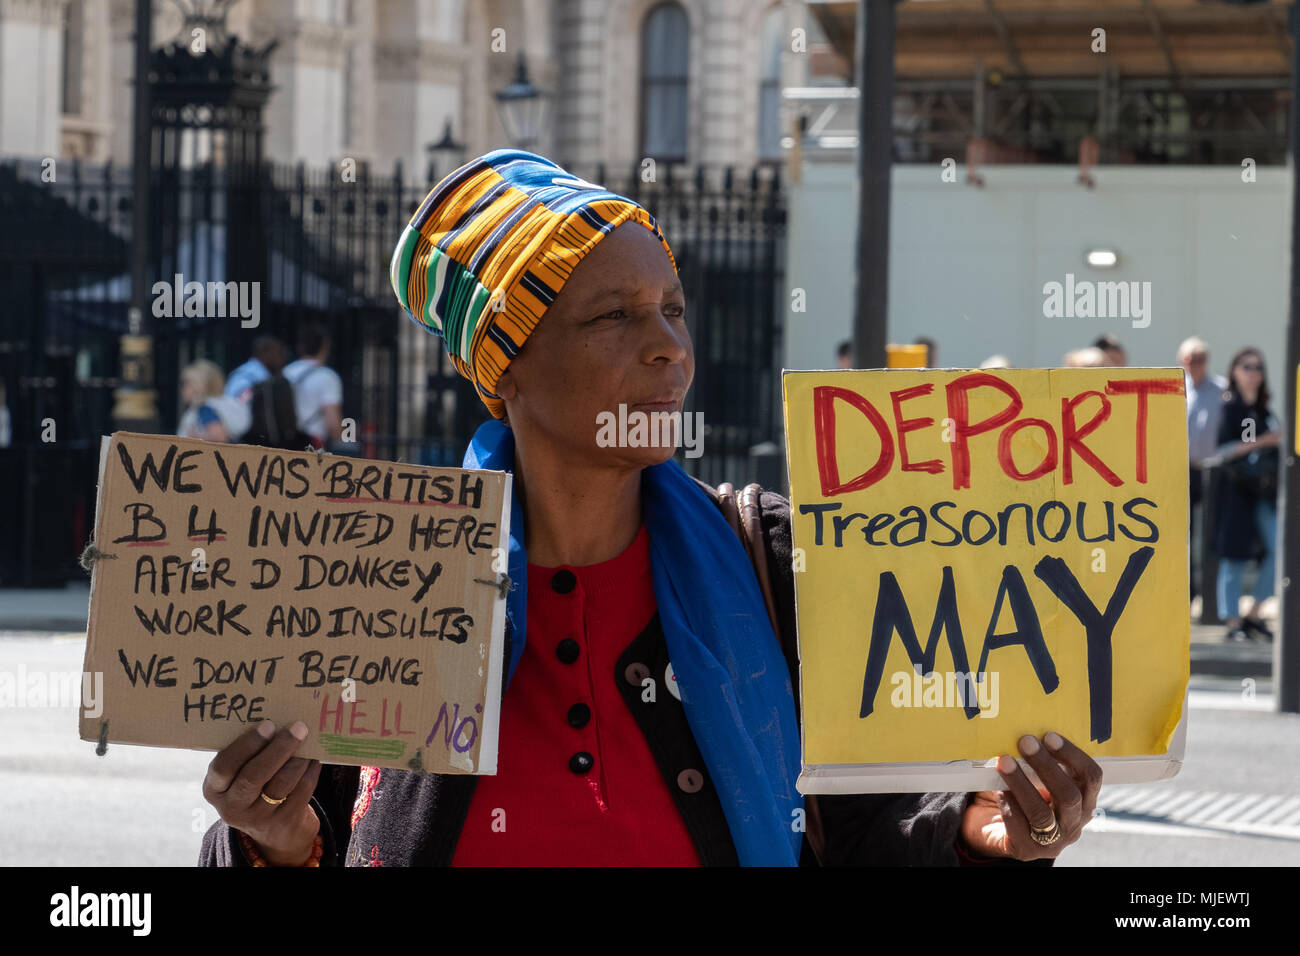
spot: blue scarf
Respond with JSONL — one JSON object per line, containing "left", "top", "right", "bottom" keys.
{"left": 463, "top": 418, "right": 804, "bottom": 865}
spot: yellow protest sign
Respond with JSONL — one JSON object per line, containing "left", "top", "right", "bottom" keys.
{"left": 783, "top": 368, "right": 1189, "bottom": 792}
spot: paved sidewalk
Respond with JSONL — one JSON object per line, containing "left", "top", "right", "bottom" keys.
{"left": 1188, "top": 594, "right": 1278, "bottom": 678}
{"left": 0, "top": 582, "right": 1278, "bottom": 678}
{"left": 0, "top": 582, "right": 91, "bottom": 632}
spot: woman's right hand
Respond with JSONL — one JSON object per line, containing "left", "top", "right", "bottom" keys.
{"left": 202, "top": 721, "right": 323, "bottom": 866}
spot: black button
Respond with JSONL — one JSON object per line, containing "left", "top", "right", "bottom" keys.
{"left": 567, "top": 703, "right": 591, "bottom": 728}
{"left": 556, "top": 638, "right": 580, "bottom": 664}
{"left": 569, "top": 751, "right": 594, "bottom": 774}
{"left": 552, "top": 569, "right": 577, "bottom": 594}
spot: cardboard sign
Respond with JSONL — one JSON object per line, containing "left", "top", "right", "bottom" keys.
{"left": 79, "top": 433, "right": 511, "bottom": 774}
{"left": 783, "top": 369, "right": 1190, "bottom": 793}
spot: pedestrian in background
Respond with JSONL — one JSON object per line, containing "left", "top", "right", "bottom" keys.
{"left": 240, "top": 336, "right": 311, "bottom": 451}
{"left": 1214, "top": 347, "right": 1280, "bottom": 641}
{"left": 225, "top": 336, "right": 288, "bottom": 403}
{"left": 836, "top": 340, "right": 852, "bottom": 369}
{"left": 1092, "top": 334, "right": 1126, "bottom": 367}
{"left": 1063, "top": 346, "right": 1107, "bottom": 368}
{"left": 178, "top": 359, "right": 250, "bottom": 443}
{"left": 1179, "top": 336, "right": 1226, "bottom": 603}
{"left": 284, "top": 324, "right": 344, "bottom": 450}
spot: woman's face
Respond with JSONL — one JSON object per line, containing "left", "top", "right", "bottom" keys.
{"left": 1233, "top": 352, "right": 1264, "bottom": 394}
{"left": 181, "top": 375, "right": 201, "bottom": 406}
{"left": 496, "top": 221, "right": 694, "bottom": 471}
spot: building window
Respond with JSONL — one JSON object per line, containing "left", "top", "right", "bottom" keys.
{"left": 61, "top": 1, "right": 84, "bottom": 116}
{"left": 758, "top": 6, "right": 783, "bottom": 161}
{"left": 640, "top": 2, "right": 689, "bottom": 162}
{"left": 341, "top": 46, "right": 355, "bottom": 150}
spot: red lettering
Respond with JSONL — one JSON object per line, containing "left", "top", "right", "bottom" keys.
{"left": 348, "top": 698, "right": 371, "bottom": 735}
{"left": 998, "top": 418, "right": 1058, "bottom": 481}
{"left": 944, "top": 373, "right": 1023, "bottom": 490}
{"left": 1061, "top": 391, "right": 1122, "bottom": 486}
{"left": 319, "top": 692, "right": 344, "bottom": 734}
{"left": 379, "top": 699, "right": 415, "bottom": 738}
{"left": 813, "top": 385, "right": 896, "bottom": 496}
{"left": 1105, "top": 378, "right": 1185, "bottom": 483}
{"left": 890, "top": 384, "right": 944, "bottom": 476}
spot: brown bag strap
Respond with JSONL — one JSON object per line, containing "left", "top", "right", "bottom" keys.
{"left": 715, "top": 482, "right": 743, "bottom": 539}
{"left": 736, "top": 484, "right": 781, "bottom": 639}
{"left": 711, "top": 480, "right": 826, "bottom": 865}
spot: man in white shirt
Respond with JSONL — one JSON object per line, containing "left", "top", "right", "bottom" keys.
{"left": 1179, "top": 336, "right": 1227, "bottom": 603}
{"left": 283, "top": 324, "right": 344, "bottom": 449}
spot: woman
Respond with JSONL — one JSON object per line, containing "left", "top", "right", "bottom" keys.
{"left": 198, "top": 150, "right": 1101, "bottom": 866}
{"left": 178, "top": 359, "right": 250, "bottom": 444}
{"left": 1214, "top": 347, "right": 1281, "bottom": 641}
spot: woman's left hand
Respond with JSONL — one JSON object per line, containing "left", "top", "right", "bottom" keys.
{"left": 959, "top": 731, "right": 1102, "bottom": 861}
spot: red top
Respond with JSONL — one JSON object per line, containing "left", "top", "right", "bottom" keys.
{"left": 451, "top": 524, "right": 703, "bottom": 866}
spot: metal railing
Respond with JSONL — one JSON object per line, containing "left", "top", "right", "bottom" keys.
{"left": 782, "top": 76, "right": 1292, "bottom": 165}
{"left": 0, "top": 155, "right": 787, "bottom": 585}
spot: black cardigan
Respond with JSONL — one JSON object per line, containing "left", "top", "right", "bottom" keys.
{"left": 199, "top": 485, "right": 1015, "bottom": 866}
{"left": 1213, "top": 395, "right": 1279, "bottom": 560}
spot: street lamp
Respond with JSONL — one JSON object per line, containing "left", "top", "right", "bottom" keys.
{"left": 493, "top": 53, "right": 549, "bottom": 150}
{"left": 425, "top": 119, "right": 466, "bottom": 184}
{"left": 114, "top": 0, "right": 159, "bottom": 432}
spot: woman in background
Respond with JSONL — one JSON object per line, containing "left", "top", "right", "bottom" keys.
{"left": 178, "top": 359, "right": 250, "bottom": 444}
{"left": 1214, "top": 347, "right": 1281, "bottom": 641}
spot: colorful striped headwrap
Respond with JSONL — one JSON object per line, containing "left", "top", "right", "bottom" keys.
{"left": 389, "top": 149, "right": 679, "bottom": 419}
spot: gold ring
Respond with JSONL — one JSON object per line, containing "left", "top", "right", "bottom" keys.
{"left": 259, "top": 791, "right": 287, "bottom": 807}
{"left": 1029, "top": 816, "right": 1062, "bottom": 846}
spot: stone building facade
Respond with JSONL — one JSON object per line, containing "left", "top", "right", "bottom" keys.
{"left": 2, "top": 0, "right": 813, "bottom": 175}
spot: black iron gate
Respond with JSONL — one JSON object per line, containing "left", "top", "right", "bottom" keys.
{"left": 0, "top": 158, "right": 131, "bottom": 585}
{"left": 0, "top": 155, "right": 786, "bottom": 586}
{"left": 570, "top": 161, "right": 788, "bottom": 487}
